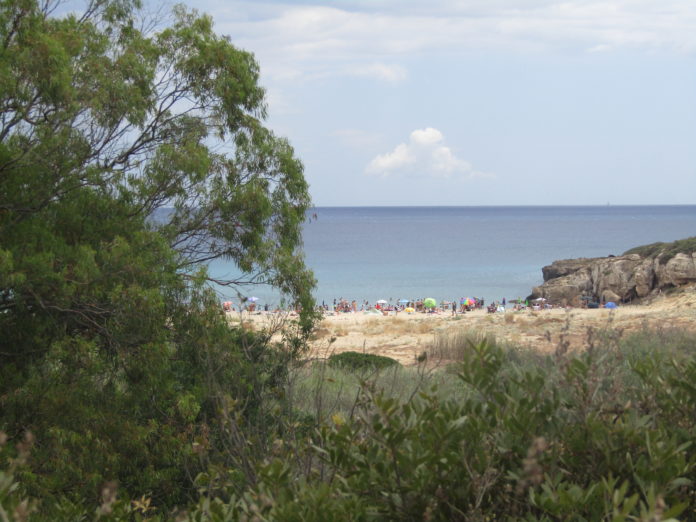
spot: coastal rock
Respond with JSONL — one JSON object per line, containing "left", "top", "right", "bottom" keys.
{"left": 531, "top": 250, "right": 696, "bottom": 304}
{"left": 541, "top": 258, "right": 599, "bottom": 280}
{"left": 657, "top": 253, "right": 696, "bottom": 286}
{"left": 633, "top": 258, "right": 656, "bottom": 297}
{"left": 532, "top": 266, "right": 592, "bottom": 304}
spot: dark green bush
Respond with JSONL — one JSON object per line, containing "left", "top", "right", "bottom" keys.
{"left": 214, "top": 336, "right": 696, "bottom": 521}
{"left": 623, "top": 236, "right": 696, "bottom": 264}
{"left": 327, "top": 351, "right": 400, "bottom": 372}
{"left": 6, "top": 330, "right": 696, "bottom": 520}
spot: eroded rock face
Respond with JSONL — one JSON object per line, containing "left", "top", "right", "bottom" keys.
{"left": 659, "top": 253, "right": 696, "bottom": 286}
{"left": 541, "top": 258, "right": 598, "bottom": 280}
{"left": 531, "top": 252, "right": 696, "bottom": 303}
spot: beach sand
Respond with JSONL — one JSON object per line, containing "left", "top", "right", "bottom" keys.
{"left": 231, "top": 287, "right": 696, "bottom": 366}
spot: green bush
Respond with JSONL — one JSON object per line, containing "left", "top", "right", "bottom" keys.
{"left": 215, "top": 336, "right": 696, "bottom": 521}
{"left": 623, "top": 236, "right": 696, "bottom": 264}
{"left": 6, "top": 327, "right": 696, "bottom": 520}
{"left": 327, "top": 351, "right": 400, "bottom": 372}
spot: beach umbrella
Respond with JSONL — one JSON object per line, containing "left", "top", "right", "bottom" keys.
{"left": 247, "top": 296, "right": 259, "bottom": 302}
{"left": 398, "top": 299, "right": 410, "bottom": 304}
{"left": 423, "top": 297, "right": 437, "bottom": 308}
{"left": 605, "top": 301, "right": 618, "bottom": 309}
{"left": 405, "top": 307, "right": 415, "bottom": 313}
{"left": 376, "top": 299, "right": 388, "bottom": 304}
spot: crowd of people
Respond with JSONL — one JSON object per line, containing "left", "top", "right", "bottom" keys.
{"left": 221, "top": 295, "right": 587, "bottom": 316}
{"left": 318, "top": 297, "right": 490, "bottom": 315}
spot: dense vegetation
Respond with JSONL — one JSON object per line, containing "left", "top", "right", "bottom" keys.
{"left": 327, "top": 351, "right": 400, "bottom": 372}
{"left": 0, "top": 0, "right": 316, "bottom": 517}
{"left": 2, "top": 0, "right": 696, "bottom": 520}
{"left": 624, "top": 237, "right": 696, "bottom": 264}
{"left": 4, "top": 326, "right": 696, "bottom": 519}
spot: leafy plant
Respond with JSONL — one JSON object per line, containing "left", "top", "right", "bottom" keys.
{"left": 623, "top": 236, "right": 696, "bottom": 264}
{"left": 327, "top": 351, "right": 400, "bottom": 372}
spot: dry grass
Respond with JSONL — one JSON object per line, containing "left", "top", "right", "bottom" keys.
{"left": 532, "top": 315, "right": 565, "bottom": 327}
{"left": 427, "top": 328, "right": 499, "bottom": 362}
{"left": 311, "top": 320, "right": 349, "bottom": 339}
{"left": 310, "top": 324, "right": 333, "bottom": 341}
{"left": 334, "top": 325, "right": 349, "bottom": 337}
{"left": 380, "top": 318, "right": 437, "bottom": 335}
{"left": 319, "top": 317, "right": 438, "bottom": 338}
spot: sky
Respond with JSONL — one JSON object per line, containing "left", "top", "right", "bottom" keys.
{"left": 194, "top": 1, "right": 696, "bottom": 206}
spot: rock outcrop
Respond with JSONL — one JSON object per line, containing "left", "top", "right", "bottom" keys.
{"left": 531, "top": 252, "right": 696, "bottom": 304}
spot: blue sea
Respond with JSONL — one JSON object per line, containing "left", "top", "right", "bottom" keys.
{"left": 210, "top": 206, "right": 696, "bottom": 307}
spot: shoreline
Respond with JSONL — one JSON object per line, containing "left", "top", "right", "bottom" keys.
{"left": 232, "top": 287, "right": 696, "bottom": 366}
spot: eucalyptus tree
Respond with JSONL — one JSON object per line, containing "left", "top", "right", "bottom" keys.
{"left": 0, "top": 0, "right": 315, "bottom": 506}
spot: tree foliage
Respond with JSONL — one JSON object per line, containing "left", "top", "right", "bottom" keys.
{"left": 0, "top": 0, "right": 315, "bottom": 510}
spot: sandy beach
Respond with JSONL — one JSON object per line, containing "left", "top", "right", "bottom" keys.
{"left": 231, "top": 287, "right": 696, "bottom": 366}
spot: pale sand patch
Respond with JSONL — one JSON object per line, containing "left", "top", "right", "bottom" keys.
{"left": 233, "top": 288, "right": 696, "bottom": 366}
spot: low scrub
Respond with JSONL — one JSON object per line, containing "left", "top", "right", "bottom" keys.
{"left": 6, "top": 328, "right": 696, "bottom": 520}
{"left": 624, "top": 236, "right": 696, "bottom": 264}
{"left": 218, "top": 330, "right": 696, "bottom": 520}
{"left": 327, "top": 351, "right": 400, "bottom": 372}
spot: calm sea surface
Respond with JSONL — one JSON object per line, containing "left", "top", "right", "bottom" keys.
{"left": 210, "top": 206, "right": 696, "bottom": 307}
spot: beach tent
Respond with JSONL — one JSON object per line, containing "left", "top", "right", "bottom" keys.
{"left": 605, "top": 301, "right": 618, "bottom": 309}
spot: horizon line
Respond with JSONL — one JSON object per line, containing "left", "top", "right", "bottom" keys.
{"left": 310, "top": 203, "right": 696, "bottom": 209}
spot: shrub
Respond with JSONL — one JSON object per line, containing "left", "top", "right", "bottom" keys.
{"left": 623, "top": 236, "right": 696, "bottom": 264}
{"left": 221, "top": 336, "right": 696, "bottom": 520}
{"left": 327, "top": 351, "right": 400, "bottom": 372}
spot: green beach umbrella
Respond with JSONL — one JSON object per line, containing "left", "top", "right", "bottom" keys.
{"left": 423, "top": 297, "right": 437, "bottom": 308}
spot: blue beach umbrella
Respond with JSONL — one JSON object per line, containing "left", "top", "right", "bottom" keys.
{"left": 398, "top": 299, "right": 410, "bottom": 304}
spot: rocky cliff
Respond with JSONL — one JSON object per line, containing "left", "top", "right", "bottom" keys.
{"left": 530, "top": 239, "right": 696, "bottom": 304}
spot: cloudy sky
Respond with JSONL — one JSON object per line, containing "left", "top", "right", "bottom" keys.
{"left": 195, "top": 0, "right": 696, "bottom": 206}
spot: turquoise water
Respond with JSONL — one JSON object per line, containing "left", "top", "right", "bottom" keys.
{"left": 209, "top": 205, "right": 696, "bottom": 307}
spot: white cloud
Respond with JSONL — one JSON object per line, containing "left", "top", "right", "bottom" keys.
{"left": 432, "top": 146, "right": 472, "bottom": 175}
{"left": 366, "top": 127, "right": 488, "bottom": 178}
{"left": 214, "top": 1, "right": 696, "bottom": 83}
{"left": 346, "top": 63, "right": 407, "bottom": 83}
{"left": 367, "top": 143, "right": 416, "bottom": 173}
{"left": 410, "top": 127, "right": 443, "bottom": 146}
